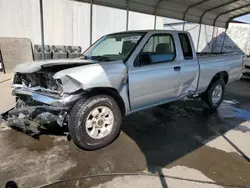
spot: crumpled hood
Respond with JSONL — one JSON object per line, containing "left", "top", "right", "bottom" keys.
{"left": 15, "top": 58, "right": 96, "bottom": 73}
{"left": 53, "top": 60, "right": 127, "bottom": 93}
{"left": 14, "top": 58, "right": 127, "bottom": 94}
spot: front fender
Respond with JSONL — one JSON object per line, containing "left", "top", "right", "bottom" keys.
{"left": 53, "top": 60, "right": 127, "bottom": 93}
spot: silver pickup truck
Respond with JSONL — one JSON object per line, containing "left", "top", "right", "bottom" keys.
{"left": 7, "top": 30, "right": 243, "bottom": 150}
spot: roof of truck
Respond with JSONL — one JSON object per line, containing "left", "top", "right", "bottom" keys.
{"left": 108, "top": 30, "right": 188, "bottom": 35}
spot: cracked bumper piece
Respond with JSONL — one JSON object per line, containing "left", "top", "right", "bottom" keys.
{"left": 4, "top": 88, "right": 84, "bottom": 133}
{"left": 6, "top": 106, "right": 68, "bottom": 134}
{"left": 12, "top": 88, "right": 83, "bottom": 107}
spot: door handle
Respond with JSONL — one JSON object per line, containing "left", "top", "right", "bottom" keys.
{"left": 174, "top": 66, "right": 181, "bottom": 71}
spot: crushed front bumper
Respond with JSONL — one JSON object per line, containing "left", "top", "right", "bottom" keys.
{"left": 12, "top": 87, "right": 83, "bottom": 107}
{"left": 5, "top": 105, "right": 68, "bottom": 135}
{"left": 3, "top": 87, "right": 84, "bottom": 134}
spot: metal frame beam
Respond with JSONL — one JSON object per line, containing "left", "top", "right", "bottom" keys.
{"left": 197, "top": 0, "right": 240, "bottom": 50}
{"left": 197, "top": 24, "right": 202, "bottom": 51}
{"left": 90, "top": 0, "right": 93, "bottom": 45}
{"left": 126, "top": 0, "right": 129, "bottom": 30}
{"left": 75, "top": 0, "right": 250, "bottom": 30}
{"left": 76, "top": 0, "right": 250, "bottom": 30}
{"left": 221, "top": 29, "right": 227, "bottom": 53}
{"left": 154, "top": 14, "right": 157, "bottom": 29}
{"left": 182, "top": 0, "right": 208, "bottom": 31}
{"left": 211, "top": 26, "right": 215, "bottom": 52}
{"left": 154, "top": 0, "right": 165, "bottom": 29}
{"left": 213, "top": 3, "right": 250, "bottom": 26}
{"left": 226, "top": 10, "right": 250, "bottom": 27}
{"left": 199, "top": 0, "right": 239, "bottom": 25}
{"left": 39, "top": 0, "right": 45, "bottom": 60}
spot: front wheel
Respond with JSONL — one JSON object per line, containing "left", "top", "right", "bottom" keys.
{"left": 202, "top": 79, "right": 225, "bottom": 111}
{"left": 68, "top": 95, "right": 122, "bottom": 150}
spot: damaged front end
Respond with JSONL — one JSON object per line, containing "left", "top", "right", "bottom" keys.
{"left": 4, "top": 72, "right": 83, "bottom": 134}
{"left": 4, "top": 58, "right": 128, "bottom": 135}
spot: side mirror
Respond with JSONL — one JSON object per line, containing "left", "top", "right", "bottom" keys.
{"left": 137, "top": 53, "right": 152, "bottom": 66}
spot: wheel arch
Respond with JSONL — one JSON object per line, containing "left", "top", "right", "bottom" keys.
{"left": 86, "top": 87, "right": 127, "bottom": 116}
{"left": 207, "top": 71, "right": 229, "bottom": 91}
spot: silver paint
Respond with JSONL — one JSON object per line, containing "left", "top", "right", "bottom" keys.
{"left": 53, "top": 60, "right": 127, "bottom": 93}
{"left": 12, "top": 30, "right": 243, "bottom": 116}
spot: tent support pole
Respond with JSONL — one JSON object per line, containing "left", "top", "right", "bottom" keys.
{"left": 221, "top": 29, "right": 227, "bottom": 53}
{"left": 182, "top": 0, "right": 207, "bottom": 31}
{"left": 197, "top": 24, "right": 202, "bottom": 52}
{"left": 90, "top": 0, "right": 93, "bottom": 45}
{"left": 126, "top": 1, "right": 129, "bottom": 31}
{"left": 154, "top": 0, "right": 164, "bottom": 30}
{"left": 211, "top": 26, "right": 215, "bottom": 53}
{"left": 154, "top": 14, "right": 157, "bottom": 29}
{"left": 39, "top": 0, "right": 45, "bottom": 60}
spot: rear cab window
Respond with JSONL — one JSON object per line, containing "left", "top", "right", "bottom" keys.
{"left": 178, "top": 33, "right": 193, "bottom": 60}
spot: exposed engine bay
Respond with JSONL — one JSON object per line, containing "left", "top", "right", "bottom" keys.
{"left": 13, "top": 71, "right": 62, "bottom": 94}
{"left": 5, "top": 69, "right": 84, "bottom": 134}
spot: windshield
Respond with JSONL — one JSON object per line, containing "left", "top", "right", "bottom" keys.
{"left": 83, "top": 32, "right": 145, "bottom": 62}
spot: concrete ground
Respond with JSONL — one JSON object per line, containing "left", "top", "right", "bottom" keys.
{"left": 0, "top": 75, "right": 250, "bottom": 188}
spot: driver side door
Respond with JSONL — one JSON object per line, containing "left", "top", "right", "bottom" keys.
{"left": 128, "top": 33, "right": 183, "bottom": 112}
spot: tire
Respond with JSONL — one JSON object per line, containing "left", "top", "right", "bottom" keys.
{"left": 202, "top": 79, "right": 225, "bottom": 111}
{"left": 68, "top": 95, "right": 122, "bottom": 150}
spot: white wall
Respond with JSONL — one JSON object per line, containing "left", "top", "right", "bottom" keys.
{"left": 0, "top": 0, "right": 41, "bottom": 43}
{"left": 0, "top": 0, "right": 165, "bottom": 52}
{"left": 72, "top": 2, "right": 90, "bottom": 50}
{"left": 43, "top": 0, "right": 91, "bottom": 50}
{"left": 155, "top": 16, "right": 165, "bottom": 30}
{"left": 128, "top": 11, "right": 154, "bottom": 30}
{"left": 164, "top": 20, "right": 250, "bottom": 53}
{"left": 92, "top": 5, "right": 126, "bottom": 42}
{"left": 0, "top": 0, "right": 91, "bottom": 50}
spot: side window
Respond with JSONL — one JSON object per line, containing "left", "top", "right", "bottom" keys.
{"left": 141, "top": 34, "right": 176, "bottom": 64}
{"left": 178, "top": 33, "right": 193, "bottom": 60}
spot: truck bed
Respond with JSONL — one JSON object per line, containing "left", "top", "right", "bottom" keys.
{"left": 196, "top": 52, "right": 243, "bottom": 94}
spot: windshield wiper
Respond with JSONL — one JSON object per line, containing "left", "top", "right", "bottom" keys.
{"left": 90, "top": 55, "right": 110, "bottom": 62}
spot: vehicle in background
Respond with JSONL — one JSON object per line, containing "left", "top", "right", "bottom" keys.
{"left": 6, "top": 30, "right": 243, "bottom": 150}
{"left": 242, "top": 56, "right": 250, "bottom": 77}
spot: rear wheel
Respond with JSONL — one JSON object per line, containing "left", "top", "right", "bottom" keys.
{"left": 68, "top": 95, "right": 122, "bottom": 150}
{"left": 202, "top": 79, "right": 225, "bottom": 111}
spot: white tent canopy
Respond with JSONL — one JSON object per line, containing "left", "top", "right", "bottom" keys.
{"left": 75, "top": 0, "right": 250, "bottom": 28}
